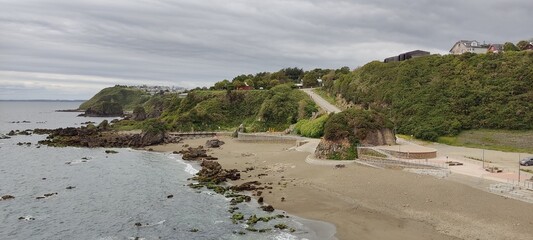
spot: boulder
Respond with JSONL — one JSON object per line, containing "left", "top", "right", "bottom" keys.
{"left": 205, "top": 139, "right": 225, "bottom": 148}
{"left": 140, "top": 130, "right": 165, "bottom": 146}
{"left": 261, "top": 205, "right": 275, "bottom": 212}
{"left": 180, "top": 146, "right": 218, "bottom": 161}
{"left": 231, "top": 181, "right": 262, "bottom": 191}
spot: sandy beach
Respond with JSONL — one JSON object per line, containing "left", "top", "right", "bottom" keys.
{"left": 150, "top": 136, "right": 533, "bottom": 240}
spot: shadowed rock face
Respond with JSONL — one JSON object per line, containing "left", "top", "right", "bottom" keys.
{"left": 362, "top": 128, "right": 395, "bottom": 146}
{"left": 315, "top": 128, "right": 396, "bottom": 159}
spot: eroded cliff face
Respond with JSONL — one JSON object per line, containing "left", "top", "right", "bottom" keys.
{"left": 363, "top": 128, "right": 396, "bottom": 146}
{"left": 315, "top": 138, "right": 353, "bottom": 160}
{"left": 315, "top": 128, "right": 395, "bottom": 159}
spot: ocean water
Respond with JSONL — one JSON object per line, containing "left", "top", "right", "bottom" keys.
{"left": 0, "top": 101, "right": 333, "bottom": 240}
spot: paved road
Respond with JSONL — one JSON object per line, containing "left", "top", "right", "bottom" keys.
{"left": 300, "top": 88, "right": 342, "bottom": 113}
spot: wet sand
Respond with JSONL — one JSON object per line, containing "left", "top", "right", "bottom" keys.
{"left": 150, "top": 136, "right": 533, "bottom": 240}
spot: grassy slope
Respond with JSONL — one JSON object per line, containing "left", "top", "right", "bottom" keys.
{"left": 79, "top": 86, "right": 150, "bottom": 111}
{"left": 438, "top": 129, "right": 533, "bottom": 153}
{"left": 159, "top": 85, "right": 317, "bottom": 132}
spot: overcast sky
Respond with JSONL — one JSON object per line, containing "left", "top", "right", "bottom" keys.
{"left": 1, "top": 0, "right": 532, "bottom": 99}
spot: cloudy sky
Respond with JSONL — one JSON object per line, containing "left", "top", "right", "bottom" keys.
{"left": 1, "top": 0, "right": 532, "bottom": 99}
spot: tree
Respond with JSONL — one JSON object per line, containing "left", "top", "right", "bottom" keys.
{"left": 517, "top": 40, "right": 531, "bottom": 51}
{"left": 269, "top": 79, "right": 280, "bottom": 88}
{"left": 302, "top": 71, "right": 319, "bottom": 87}
{"left": 214, "top": 79, "right": 231, "bottom": 90}
{"left": 336, "top": 66, "right": 351, "bottom": 74}
{"left": 503, "top": 42, "right": 519, "bottom": 52}
{"left": 281, "top": 67, "right": 304, "bottom": 82}
{"left": 233, "top": 80, "right": 245, "bottom": 88}
{"left": 244, "top": 79, "right": 255, "bottom": 88}
{"left": 270, "top": 71, "right": 288, "bottom": 83}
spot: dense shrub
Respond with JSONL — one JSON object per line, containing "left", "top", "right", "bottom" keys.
{"left": 158, "top": 85, "right": 316, "bottom": 132}
{"left": 323, "top": 109, "right": 390, "bottom": 141}
{"left": 324, "top": 51, "right": 533, "bottom": 140}
{"left": 295, "top": 114, "right": 329, "bottom": 138}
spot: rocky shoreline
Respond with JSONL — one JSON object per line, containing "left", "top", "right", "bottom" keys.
{"left": 31, "top": 121, "right": 180, "bottom": 148}
{"left": 177, "top": 144, "right": 298, "bottom": 235}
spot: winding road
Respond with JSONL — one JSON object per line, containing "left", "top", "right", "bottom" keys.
{"left": 300, "top": 88, "right": 342, "bottom": 113}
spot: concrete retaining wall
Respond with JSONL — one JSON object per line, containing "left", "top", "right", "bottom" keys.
{"left": 237, "top": 133, "right": 305, "bottom": 143}
{"left": 381, "top": 149, "right": 437, "bottom": 159}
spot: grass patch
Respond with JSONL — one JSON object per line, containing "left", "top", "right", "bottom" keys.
{"left": 110, "top": 120, "right": 144, "bottom": 131}
{"left": 520, "top": 169, "right": 533, "bottom": 174}
{"left": 437, "top": 129, "right": 533, "bottom": 153}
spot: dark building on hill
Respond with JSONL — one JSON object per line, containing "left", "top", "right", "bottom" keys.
{"left": 384, "top": 50, "right": 430, "bottom": 63}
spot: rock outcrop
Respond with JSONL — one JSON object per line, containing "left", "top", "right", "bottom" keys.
{"left": 205, "top": 139, "right": 225, "bottom": 148}
{"left": 81, "top": 101, "right": 123, "bottom": 117}
{"left": 361, "top": 128, "right": 396, "bottom": 146}
{"left": 314, "top": 139, "right": 354, "bottom": 160}
{"left": 194, "top": 160, "right": 240, "bottom": 184}
{"left": 315, "top": 128, "right": 395, "bottom": 159}
{"left": 179, "top": 146, "right": 218, "bottom": 160}
{"left": 132, "top": 106, "right": 147, "bottom": 121}
{"left": 35, "top": 126, "right": 179, "bottom": 148}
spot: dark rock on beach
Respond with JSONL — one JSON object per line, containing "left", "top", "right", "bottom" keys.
{"left": 180, "top": 146, "right": 218, "bottom": 161}
{"left": 231, "top": 181, "right": 262, "bottom": 192}
{"left": 261, "top": 205, "right": 275, "bottom": 212}
{"left": 205, "top": 139, "right": 225, "bottom": 148}
{"left": 194, "top": 160, "right": 240, "bottom": 184}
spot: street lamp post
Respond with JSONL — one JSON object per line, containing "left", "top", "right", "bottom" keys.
{"left": 482, "top": 149, "right": 485, "bottom": 168}
{"left": 518, "top": 153, "right": 521, "bottom": 183}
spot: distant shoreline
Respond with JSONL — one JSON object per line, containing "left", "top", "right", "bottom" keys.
{"left": 0, "top": 99, "right": 86, "bottom": 102}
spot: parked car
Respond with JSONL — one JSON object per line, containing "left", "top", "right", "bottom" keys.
{"left": 519, "top": 157, "right": 533, "bottom": 166}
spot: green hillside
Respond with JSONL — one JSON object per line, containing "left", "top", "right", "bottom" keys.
{"left": 323, "top": 51, "right": 533, "bottom": 141}
{"left": 79, "top": 85, "right": 151, "bottom": 111}
{"left": 160, "top": 84, "right": 317, "bottom": 132}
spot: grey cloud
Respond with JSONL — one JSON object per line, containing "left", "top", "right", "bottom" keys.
{"left": 1, "top": 0, "right": 532, "bottom": 99}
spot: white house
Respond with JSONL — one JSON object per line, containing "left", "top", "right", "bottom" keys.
{"left": 449, "top": 40, "right": 488, "bottom": 54}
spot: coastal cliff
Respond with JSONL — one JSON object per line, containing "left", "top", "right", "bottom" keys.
{"left": 314, "top": 108, "right": 395, "bottom": 159}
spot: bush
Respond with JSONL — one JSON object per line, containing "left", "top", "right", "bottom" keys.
{"left": 323, "top": 109, "right": 389, "bottom": 141}
{"left": 294, "top": 114, "right": 329, "bottom": 138}
{"left": 142, "top": 119, "right": 167, "bottom": 134}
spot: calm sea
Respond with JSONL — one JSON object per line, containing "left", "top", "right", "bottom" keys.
{"left": 0, "top": 101, "right": 332, "bottom": 240}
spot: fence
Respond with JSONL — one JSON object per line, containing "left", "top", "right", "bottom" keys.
{"left": 357, "top": 146, "right": 448, "bottom": 170}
